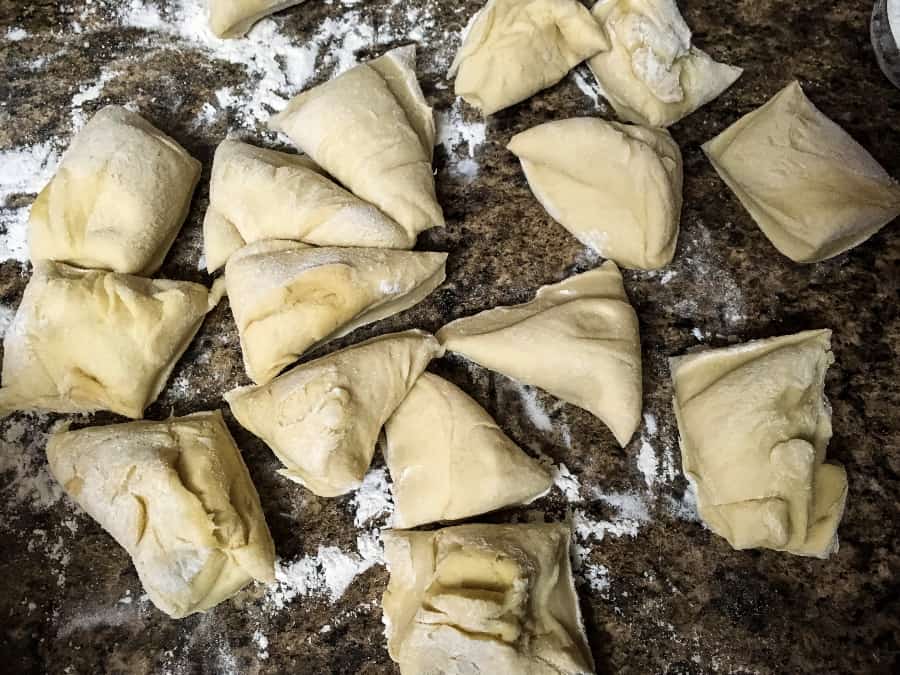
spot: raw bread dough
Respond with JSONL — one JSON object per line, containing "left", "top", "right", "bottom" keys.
{"left": 703, "top": 81, "right": 900, "bottom": 263}
{"left": 449, "top": 0, "right": 609, "bottom": 115}
{"left": 46, "top": 411, "right": 275, "bottom": 618}
{"left": 226, "top": 330, "right": 441, "bottom": 497}
{"left": 384, "top": 373, "right": 552, "bottom": 528}
{"left": 383, "top": 522, "right": 594, "bottom": 675}
{"left": 225, "top": 239, "right": 447, "bottom": 384}
{"left": 0, "top": 262, "right": 223, "bottom": 419}
{"left": 508, "top": 117, "right": 682, "bottom": 269}
{"left": 588, "top": 0, "right": 742, "bottom": 127}
{"left": 202, "top": 140, "right": 411, "bottom": 273}
{"left": 210, "top": 0, "right": 307, "bottom": 38}
{"left": 437, "top": 261, "right": 642, "bottom": 447}
{"left": 670, "top": 329, "right": 848, "bottom": 558}
{"left": 270, "top": 45, "right": 443, "bottom": 241}
{"left": 29, "top": 105, "right": 201, "bottom": 276}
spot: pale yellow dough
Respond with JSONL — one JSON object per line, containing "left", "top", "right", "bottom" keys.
{"left": 29, "top": 105, "right": 201, "bottom": 276}
{"left": 210, "top": 0, "right": 307, "bottom": 38}
{"left": 703, "top": 81, "right": 900, "bottom": 263}
{"left": 384, "top": 373, "right": 552, "bottom": 529}
{"left": 508, "top": 117, "right": 682, "bottom": 269}
{"left": 226, "top": 330, "right": 442, "bottom": 497}
{"left": 670, "top": 329, "right": 848, "bottom": 558}
{"left": 437, "top": 261, "right": 642, "bottom": 447}
{"left": 383, "top": 522, "right": 594, "bottom": 675}
{"left": 46, "top": 411, "right": 275, "bottom": 618}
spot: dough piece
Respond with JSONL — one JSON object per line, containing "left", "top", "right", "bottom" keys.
{"left": 46, "top": 411, "right": 275, "bottom": 618}
{"left": 270, "top": 45, "right": 443, "bottom": 241}
{"left": 449, "top": 0, "right": 609, "bottom": 115}
{"left": 588, "top": 0, "right": 742, "bottom": 127}
{"left": 0, "top": 262, "right": 222, "bottom": 419}
{"left": 438, "top": 261, "right": 642, "bottom": 446}
{"left": 226, "top": 330, "right": 441, "bottom": 497}
{"left": 202, "top": 140, "right": 411, "bottom": 273}
{"left": 225, "top": 239, "right": 447, "bottom": 384}
{"left": 508, "top": 117, "right": 682, "bottom": 269}
{"left": 383, "top": 522, "right": 594, "bottom": 675}
{"left": 385, "top": 373, "right": 552, "bottom": 529}
{"left": 29, "top": 105, "right": 200, "bottom": 276}
{"left": 703, "top": 81, "right": 900, "bottom": 263}
{"left": 670, "top": 329, "right": 848, "bottom": 558}
{"left": 210, "top": 0, "right": 307, "bottom": 39}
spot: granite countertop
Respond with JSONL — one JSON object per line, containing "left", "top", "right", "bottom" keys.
{"left": 1, "top": 1, "right": 899, "bottom": 673}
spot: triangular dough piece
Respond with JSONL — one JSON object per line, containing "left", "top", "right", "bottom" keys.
{"left": 0, "top": 262, "right": 223, "bottom": 419}
{"left": 202, "top": 140, "right": 412, "bottom": 273}
{"left": 449, "top": 0, "right": 609, "bottom": 115}
{"left": 209, "top": 0, "right": 308, "bottom": 39}
{"left": 226, "top": 330, "right": 442, "bottom": 497}
{"left": 46, "top": 411, "right": 275, "bottom": 618}
{"left": 385, "top": 373, "right": 552, "bottom": 528}
{"left": 225, "top": 240, "right": 446, "bottom": 384}
{"left": 703, "top": 81, "right": 900, "bottom": 263}
{"left": 670, "top": 329, "right": 848, "bottom": 558}
{"left": 29, "top": 105, "right": 200, "bottom": 276}
{"left": 508, "top": 117, "right": 682, "bottom": 269}
{"left": 437, "top": 261, "right": 642, "bottom": 446}
{"left": 270, "top": 45, "right": 443, "bottom": 241}
{"left": 588, "top": 0, "right": 743, "bottom": 127}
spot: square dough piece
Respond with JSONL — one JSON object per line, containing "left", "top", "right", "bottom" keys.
{"left": 210, "top": 0, "right": 307, "bottom": 39}
{"left": 703, "top": 81, "right": 900, "bottom": 263}
{"left": 46, "top": 411, "right": 276, "bottom": 618}
{"left": 383, "top": 522, "right": 594, "bottom": 675}
{"left": 670, "top": 329, "right": 848, "bottom": 558}
{"left": 29, "top": 105, "right": 201, "bottom": 276}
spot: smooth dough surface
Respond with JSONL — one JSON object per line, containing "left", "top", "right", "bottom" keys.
{"left": 437, "top": 261, "right": 642, "bottom": 447}
{"left": 588, "top": 0, "right": 742, "bottom": 127}
{"left": 226, "top": 330, "right": 441, "bottom": 497}
{"left": 703, "top": 81, "right": 900, "bottom": 263}
{"left": 450, "top": 0, "right": 609, "bottom": 115}
{"left": 383, "top": 522, "right": 594, "bottom": 675}
{"left": 28, "top": 105, "right": 201, "bottom": 276}
{"left": 384, "top": 373, "right": 552, "bottom": 529}
{"left": 209, "top": 0, "right": 307, "bottom": 38}
{"left": 671, "top": 329, "right": 848, "bottom": 558}
{"left": 270, "top": 45, "right": 443, "bottom": 241}
{"left": 0, "top": 262, "right": 221, "bottom": 419}
{"left": 225, "top": 239, "right": 446, "bottom": 385}
{"left": 46, "top": 411, "right": 275, "bottom": 618}
{"left": 203, "top": 140, "right": 411, "bottom": 273}
{"left": 508, "top": 117, "right": 682, "bottom": 269}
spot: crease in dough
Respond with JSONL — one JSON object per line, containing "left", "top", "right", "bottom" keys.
{"left": 29, "top": 105, "right": 201, "bottom": 276}
{"left": 226, "top": 330, "right": 442, "bottom": 497}
{"left": 437, "top": 261, "right": 642, "bottom": 447}
{"left": 703, "top": 80, "right": 900, "bottom": 263}
{"left": 209, "top": 0, "right": 308, "bottom": 39}
{"left": 46, "top": 411, "right": 276, "bottom": 618}
{"left": 0, "top": 262, "right": 223, "bottom": 419}
{"left": 508, "top": 117, "right": 683, "bottom": 269}
{"left": 384, "top": 373, "right": 552, "bottom": 529}
{"left": 670, "top": 329, "right": 848, "bottom": 558}
{"left": 449, "top": 0, "right": 610, "bottom": 115}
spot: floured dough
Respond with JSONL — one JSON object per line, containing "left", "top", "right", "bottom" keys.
{"left": 703, "top": 81, "right": 900, "bottom": 263}
{"left": 29, "top": 106, "right": 201, "bottom": 276}
{"left": 226, "top": 330, "right": 441, "bottom": 497}
{"left": 46, "top": 411, "right": 275, "bottom": 618}
{"left": 384, "top": 373, "right": 552, "bottom": 529}
{"left": 210, "top": 0, "right": 307, "bottom": 38}
{"left": 450, "top": 0, "right": 609, "bottom": 115}
{"left": 438, "top": 261, "right": 642, "bottom": 447}
{"left": 203, "top": 140, "right": 411, "bottom": 273}
{"left": 270, "top": 45, "right": 443, "bottom": 241}
{"left": 0, "top": 262, "right": 222, "bottom": 419}
{"left": 588, "top": 0, "right": 742, "bottom": 127}
{"left": 225, "top": 239, "right": 447, "bottom": 384}
{"left": 383, "top": 522, "right": 594, "bottom": 675}
{"left": 508, "top": 117, "right": 682, "bottom": 269}
{"left": 670, "top": 329, "right": 848, "bottom": 558}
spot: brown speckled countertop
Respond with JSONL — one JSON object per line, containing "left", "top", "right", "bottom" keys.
{"left": 1, "top": 1, "right": 899, "bottom": 673}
